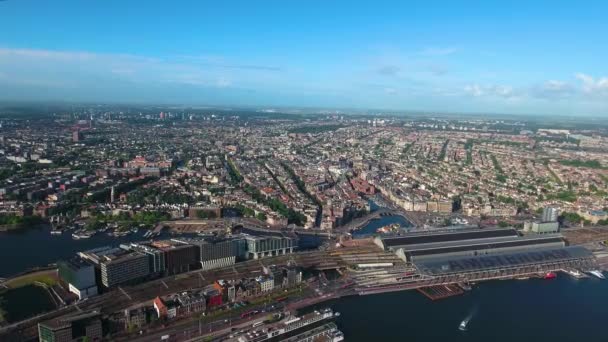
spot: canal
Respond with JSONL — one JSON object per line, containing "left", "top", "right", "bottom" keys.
{"left": 351, "top": 200, "right": 413, "bottom": 237}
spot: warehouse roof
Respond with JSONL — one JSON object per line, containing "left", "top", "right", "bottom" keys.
{"left": 404, "top": 236, "right": 564, "bottom": 258}
{"left": 415, "top": 246, "right": 592, "bottom": 275}
{"left": 380, "top": 228, "right": 519, "bottom": 249}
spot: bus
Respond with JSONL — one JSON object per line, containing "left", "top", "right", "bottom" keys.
{"left": 252, "top": 321, "right": 264, "bottom": 328}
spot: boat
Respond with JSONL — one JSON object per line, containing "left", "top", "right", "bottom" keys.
{"left": 588, "top": 270, "right": 605, "bottom": 279}
{"left": 563, "top": 269, "right": 585, "bottom": 279}
{"left": 376, "top": 223, "right": 401, "bottom": 234}
{"left": 543, "top": 272, "right": 557, "bottom": 279}
{"left": 515, "top": 276, "right": 530, "bottom": 280}
{"left": 459, "top": 318, "right": 469, "bottom": 331}
{"left": 50, "top": 230, "right": 62, "bottom": 235}
{"left": 458, "top": 282, "right": 472, "bottom": 291}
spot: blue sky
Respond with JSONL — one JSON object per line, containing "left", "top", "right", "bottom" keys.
{"left": 0, "top": 0, "right": 607, "bottom": 115}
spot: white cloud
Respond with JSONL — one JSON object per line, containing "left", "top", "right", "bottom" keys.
{"left": 575, "top": 73, "right": 608, "bottom": 95}
{"left": 464, "top": 84, "right": 516, "bottom": 98}
{"left": 464, "top": 84, "right": 483, "bottom": 97}
{"left": 0, "top": 47, "right": 282, "bottom": 90}
{"left": 530, "top": 80, "right": 576, "bottom": 99}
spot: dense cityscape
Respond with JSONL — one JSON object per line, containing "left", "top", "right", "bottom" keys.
{"left": 2, "top": 1, "right": 608, "bottom": 341}
{"left": 0, "top": 105, "right": 607, "bottom": 341}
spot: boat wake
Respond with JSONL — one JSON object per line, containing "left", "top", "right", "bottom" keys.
{"left": 459, "top": 306, "right": 478, "bottom": 332}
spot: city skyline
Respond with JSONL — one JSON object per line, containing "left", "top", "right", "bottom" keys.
{"left": 1, "top": 0, "right": 607, "bottom": 116}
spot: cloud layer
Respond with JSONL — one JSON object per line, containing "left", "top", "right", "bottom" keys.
{"left": 0, "top": 46, "right": 606, "bottom": 115}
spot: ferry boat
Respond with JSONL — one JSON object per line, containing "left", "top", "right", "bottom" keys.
{"left": 588, "top": 270, "right": 605, "bottom": 279}
{"left": 50, "top": 229, "right": 63, "bottom": 235}
{"left": 543, "top": 272, "right": 557, "bottom": 279}
{"left": 459, "top": 318, "right": 469, "bottom": 331}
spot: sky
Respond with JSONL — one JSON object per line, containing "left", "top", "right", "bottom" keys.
{"left": 0, "top": 0, "right": 607, "bottom": 116}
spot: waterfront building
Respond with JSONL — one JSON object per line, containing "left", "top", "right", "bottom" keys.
{"left": 125, "top": 243, "right": 166, "bottom": 274}
{"left": 376, "top": 227, "right": 565, "bottom": 262}
{"left": 79, "top": 246, "right": 151, "bottom": 288}
{"left": 57, "top": 258, "right": 98, "bottom": 299}
{"left": 151, "top": 240, "right": 199, "bottom": 275}
{"left": 38, "top": 310, "right": 102, "bottom": 342}
{"left": 97, "top": 249, "right": 150, "bottom": 287}
{"left": 245, "top": 235, "right": 295, "bottom": 259}
{"left": 173, "top": 237, "right": 247, "bottom": 271}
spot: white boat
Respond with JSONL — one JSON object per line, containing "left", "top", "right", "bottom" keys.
{"left": 563, "top": 269, "right": 585, "bottom": 279}
{"left": 589, "top": 270, "right": 605, "bottom": 279}
{"left": 459, "top": 318, "right": 469, "bottom": 331}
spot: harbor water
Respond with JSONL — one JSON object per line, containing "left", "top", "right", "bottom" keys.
{"left": 313, "top": 275, "right": 608, "bottom": 342}
{"left": 0, "top": 227, "right": 148, "bottom": 277}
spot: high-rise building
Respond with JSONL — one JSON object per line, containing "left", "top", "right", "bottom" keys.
{"left": 100, "top": 250, "right": 150, "bottom": 287}
{"left": 542, "top": 207, "right": 559, "bottom": 222}
{"left": 124, "top": 243, "right": 167, "bottom": 274}
{"left": 57, "top": 258, "right": 98, "bottom": 299}
{"left": 172, "top": 237, "right": 247, "bottom": 271}
{"left": 79, "top": 247, "right": 150, "bottom": 287}
{"left": 72, "top": 130, "right": 82, "bottom": 142}
{"left": 150, "top": 240, "right": 199, "bottom": 275}
{"left": 245, "top": 235, "right": 296, "bottom": 260}
{"left": 38, "top": 310, "right": 102, "bottom": 342}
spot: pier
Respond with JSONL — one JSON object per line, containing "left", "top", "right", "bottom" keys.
{"left": 417, "top": 284, "right": 464, "bottom": 300}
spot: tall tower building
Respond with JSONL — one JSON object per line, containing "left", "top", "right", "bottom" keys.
{"left": 110, "top": 186, "right": 115, "bottom": 203}
{"left": 542, "top": 207, "right": 558, "bottom": 222}
{"left": 72, "top": 130, "right": 82, "bottom": 142}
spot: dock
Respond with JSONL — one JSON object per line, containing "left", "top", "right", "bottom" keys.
{"left": 417, "top": 284, "right": 464, "bottom": 300}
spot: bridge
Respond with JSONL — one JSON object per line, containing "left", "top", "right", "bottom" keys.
{"left": 337, "top": 208, "right": 400, "bottom": 232}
